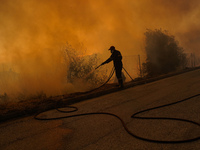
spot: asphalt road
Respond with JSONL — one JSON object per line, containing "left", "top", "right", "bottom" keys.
{"left": 1, "top": 69, "right": 200, "bottom": 150}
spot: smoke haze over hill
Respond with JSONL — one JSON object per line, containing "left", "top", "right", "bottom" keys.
{"left": 0, "top": 0, "right": 200, "bottom": 96}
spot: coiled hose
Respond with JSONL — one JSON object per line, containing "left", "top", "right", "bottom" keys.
{"left": 34, "top": 68, "right": 200, "bottom": 144}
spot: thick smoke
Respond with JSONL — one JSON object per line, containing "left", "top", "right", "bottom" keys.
{"left": 0, "top": 0, "right": 200, "bottom": 97}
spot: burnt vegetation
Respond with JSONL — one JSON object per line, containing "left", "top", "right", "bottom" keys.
{"left": 64, "top": 45, "right": 108, "bottom": 88}
{"left": 142, "top": 29, "right": 187, "bottom": 77}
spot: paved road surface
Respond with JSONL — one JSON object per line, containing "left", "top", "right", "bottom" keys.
{"left": 1, "top": 69, "right": 200, "bottom": 150}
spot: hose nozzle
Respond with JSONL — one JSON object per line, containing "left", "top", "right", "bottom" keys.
{"left": 95, "top": 64, "right": 102, "bottom": 70}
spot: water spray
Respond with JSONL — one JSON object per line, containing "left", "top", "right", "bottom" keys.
{"left": 83, "top": 64, "right": 102, "bottom": 79}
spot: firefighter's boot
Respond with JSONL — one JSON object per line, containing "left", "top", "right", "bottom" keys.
{"left": 118, "top": 78, "right": 124, "bottom": 88}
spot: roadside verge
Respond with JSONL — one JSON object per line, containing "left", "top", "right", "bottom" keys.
{"left": 0, "top": 67, "right": 199, "bottom": 123}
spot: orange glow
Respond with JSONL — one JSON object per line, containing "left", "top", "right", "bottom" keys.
{"left": 0, "top": 0, "right": 200, "bottom": 96}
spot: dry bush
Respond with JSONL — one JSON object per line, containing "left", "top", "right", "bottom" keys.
{"left": 143, "top": 29, "right": 187, "bottom": 77}
{"left": 63, "top": 44, "right": 108, "bottom": 90}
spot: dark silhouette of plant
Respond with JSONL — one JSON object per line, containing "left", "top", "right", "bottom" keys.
{"left": 64, "top": 44, "right": 107, "bottom": 87}
{"left": 142, "top": 29, "right": 187, "bottom": 77}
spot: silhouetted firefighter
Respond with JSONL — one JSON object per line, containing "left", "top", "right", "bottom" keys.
{"left": 100, "top": 46, "right": 124, "bottom": 88}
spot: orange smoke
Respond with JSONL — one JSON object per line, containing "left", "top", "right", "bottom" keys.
{"left": 0, "top": 0, "right": 200, "bottom": 96}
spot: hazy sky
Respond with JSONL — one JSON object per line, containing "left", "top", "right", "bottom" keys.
{"left": 1, "top": 0, "right": 200, "bottom": 56}
{"left": 0, "top": 0, "right": 200, "bottom": 95}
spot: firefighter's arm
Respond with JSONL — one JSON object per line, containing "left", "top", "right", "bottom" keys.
{"left": 101, "top": 57, "right": 112, "bottom": 66}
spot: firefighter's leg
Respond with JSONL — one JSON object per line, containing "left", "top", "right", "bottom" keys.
{"left": 118, "top": 78, "right": 124, "bottom": 88}
{"left": 115, "top": 67, "right": 124, "bottom": 88}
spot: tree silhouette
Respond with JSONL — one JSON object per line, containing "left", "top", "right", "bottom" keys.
{"left": 142, "top": 29, "right": 187, "bottom": 77}
{"left": 63, "top": 44, "right": 107, "bottom": 87}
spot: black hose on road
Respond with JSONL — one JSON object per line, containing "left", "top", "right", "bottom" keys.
{"left": 34, "top": 93, "right": 200, "bottom": 144}
{"left": 130, "top": 93, "right": 200, "bottom": 143}
{"left": 34, "top": 67, "right": 200, "bottom": 144}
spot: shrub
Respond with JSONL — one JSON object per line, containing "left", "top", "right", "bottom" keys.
{"left": 64, "top": 44, "right": 107, "bottom": 88}
{"left": 142, "top": 29, "right": 187, "bottom": 77}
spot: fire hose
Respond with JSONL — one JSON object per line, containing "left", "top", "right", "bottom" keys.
{"left": 34, "top": 67, "right": 200, "bottom": 144}
{"left": 81, "top": 66, "right": 115, "bottom": 94}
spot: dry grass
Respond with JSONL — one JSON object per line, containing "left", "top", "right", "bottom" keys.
{"left": 0, "top": 94, "right": 58, "bottom": 121}
{"left": 0, "top": 82, "right": 119, "bottom": 122}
